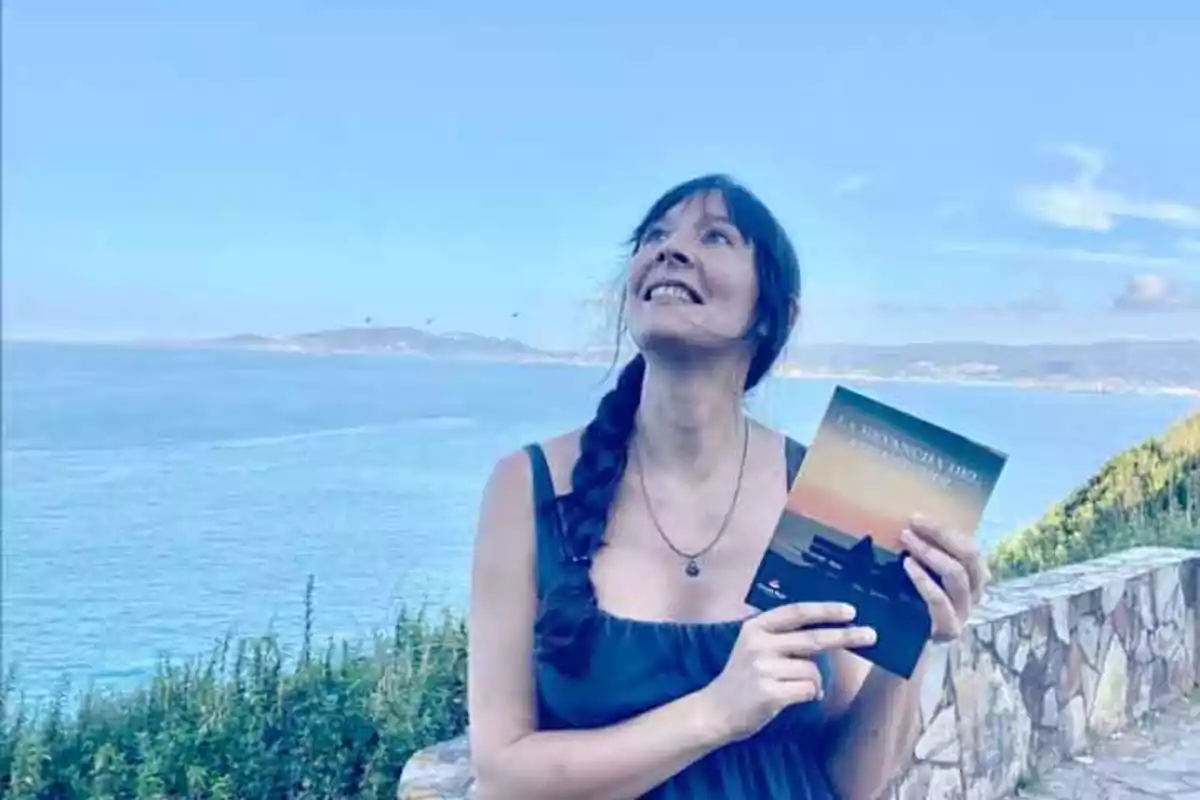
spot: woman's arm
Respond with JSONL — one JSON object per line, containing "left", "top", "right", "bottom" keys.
{"left": 819, "top": 648, "right": 929, "bottom": 800}
{"left": 466, "top": 449, "right": 732, "bottom": 800}
{"left": 818, "top": 515, "right": 990, "bottom": 800}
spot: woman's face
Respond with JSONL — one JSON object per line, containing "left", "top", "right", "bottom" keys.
{"left": 625, "top": 190, "right": 760, "bottom": 357}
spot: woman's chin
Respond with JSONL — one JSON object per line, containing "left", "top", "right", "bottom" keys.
{"left": 633, "top": 325, "right": 744, "bottom": 360}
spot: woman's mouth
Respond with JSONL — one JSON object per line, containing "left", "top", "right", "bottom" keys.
{"left": 642, "top": 280, "right": 703, "bottom": 304}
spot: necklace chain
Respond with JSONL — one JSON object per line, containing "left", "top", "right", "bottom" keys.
{"left": 632, "top": 418, "right": 750, "bottom": 577}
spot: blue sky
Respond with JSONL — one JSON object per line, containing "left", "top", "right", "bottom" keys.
{"left": 4, "top": 2, "right": 1199, "bottom": 348}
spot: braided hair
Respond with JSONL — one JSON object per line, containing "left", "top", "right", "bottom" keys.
{"left": 534, "top": 174, "right": 802, "bottom": 677}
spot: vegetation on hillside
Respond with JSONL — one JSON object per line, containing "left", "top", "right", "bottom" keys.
{"left": 989, "top": 410, "right": 1200, "bottom": 579}
{"left": 3, "top": 412, "right": 1197, "bottom": 797}
{"left": 0, "top": 578, "right": 468, "bottom": 800}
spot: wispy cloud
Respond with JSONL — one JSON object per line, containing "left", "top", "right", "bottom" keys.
{"left": 832, "top": 174, "right": 872, "bottom": 196}
{"left": 1018, "top": 145, "right": 1200, "bottom": 231}
{"left": 1180, "top": 238, "right": 1200, "bottom": 256}
{"left": 1111, "top": 275, "right": 1200, "bottom": 313}
{"left": 935, "top": 241, "right": 1200, "bottom": 270}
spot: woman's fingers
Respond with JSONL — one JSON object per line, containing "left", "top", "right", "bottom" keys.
{"left": 759, "top": 655, "right": 822, "bottom": 684}
{"left": 900, "top": 526, "right": 972, "bottom": 615}
{"left": 753, "top": 601, "right": 858, "bottom": 633}
{"left": 759, "top": 656, "right": 824, "bottom": 702}
{"left": 904, "top": 556, "right": 962, "bottom": 640}
{"left": 908, "top": 514, "right": 989, "bottom": 602}
{"left": 772, "top": 625, "right": 878, "bottom": 657}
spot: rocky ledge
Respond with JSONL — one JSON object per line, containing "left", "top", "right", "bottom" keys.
{"left": 397, "top": 546, "right": 1199, "bottom": 800}
{"left": 1013, "top": 696, "right": 1200, "bottom": 799}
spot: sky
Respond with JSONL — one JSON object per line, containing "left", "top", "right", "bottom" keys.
{"left": 4, "top": 1, "right": 1200, "bottom": 349}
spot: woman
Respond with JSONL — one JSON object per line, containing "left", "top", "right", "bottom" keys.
{"left": 466, "top": 175, "right": 989, "bottom": 799}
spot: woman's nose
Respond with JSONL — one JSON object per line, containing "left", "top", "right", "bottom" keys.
{"left": 655, "top": 246, "right": 692, "bottom": 266}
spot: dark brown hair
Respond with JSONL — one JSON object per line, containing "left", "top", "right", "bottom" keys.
{"left": 534, "top": 174, "right": 802, "bottom": 676}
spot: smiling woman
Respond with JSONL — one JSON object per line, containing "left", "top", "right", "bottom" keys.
{"left": 465, "top": 174, "right": 989, "bottom": 799}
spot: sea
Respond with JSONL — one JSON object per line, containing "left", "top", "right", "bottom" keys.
{"left": 3, "top": 341, "right": 1198, "bottom": 703}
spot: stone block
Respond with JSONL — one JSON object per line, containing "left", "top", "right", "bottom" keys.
{"left": 920, "top": 642, "right": 951, "bottom": 727}
{"left": 994, "top": 618, "right": 1014, "bottom": 667}
{"left": 954, "top": 638, "right": 1032, "bottom": 799}
{"left": 1091, "top": 636, "right": 1129, "bottom": 737}
{"left": 1101, "top": 581, "right": 1125, "bottom": 616}
{"left": 397, "top": 734, "right": 475, "bottom": 800}
{"left": 1154, "top": 564, "right": 1182, "bottom": 622}
{"left": 1062, "top": 695, "right": 1088, "bottom": 755}
{"left": 896, "top": 762, "right": 932, "bottom": 800}
{"left": 917, "top": 705, "right": 961, "bottom": 764}
{"left": 1050, "top": 596, "right": 1071, "bottom": 645}
{"left": 1058, "top": 641, "right": 1083, "bottom": 701}
{"left": 1076, "top": 612, "right": 1101, "bottom": 669}
{"left": 1136, "top": 574, "right": 1157, "bottom": 631}
{"left": 396, "top": 548, "right": 1200, "bottom": 800}
{"left": 927, "top": 766, "right": 965, "bottom": 800}
{"left": 1082, "top": 661, "right": 1100, "bottom": 718}
{"left": 1188, "top": 605, "right": 1198, "bottom": 682}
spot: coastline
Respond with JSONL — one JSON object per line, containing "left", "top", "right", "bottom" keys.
{"left": 772, "top": 366, "right": 1200, "bottom": 398}
{"left": 8, "top": 338, "right": 1200, "bottom": 398}
{"left": 189, "top": 343, "right": 1200, "bottom": 398}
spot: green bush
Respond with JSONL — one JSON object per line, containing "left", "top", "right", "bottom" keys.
{"left": 5, "top": 412, "right": 1198, "bottom": 797}
{"left": 989, "top": 411, "right": 1200, "bottom": 579}
{"left": 0, "top": 576, "right": 468, "bottom": 799}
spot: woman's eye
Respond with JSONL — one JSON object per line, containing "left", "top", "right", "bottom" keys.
{"left": 643, "top": 227, "right": 667, "bottom": 243}
{"left": 703, "top": 228, "right": 733, "bottom": 245}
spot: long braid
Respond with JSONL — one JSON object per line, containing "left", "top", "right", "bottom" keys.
{"left": 532, "top": 174, "right": 802, "bottom": 676}
{"left": 533, "top": 354, "right": 646, "bottom": 676}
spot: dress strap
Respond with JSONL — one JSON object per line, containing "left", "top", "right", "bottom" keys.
{"left": 524, "top": 443, "right": 562, "bottom": 600}
{"left": 524, "top": 438, "right": 805, "bottom": 596}
{"left": 784, "top": 435, "right": 807, "bottom": 489}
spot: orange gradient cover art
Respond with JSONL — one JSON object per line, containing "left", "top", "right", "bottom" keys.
{"left": 781, "top": 386, "right": 1008, "bottom": 560}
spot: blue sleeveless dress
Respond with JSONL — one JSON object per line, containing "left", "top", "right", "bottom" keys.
{"left": 523, "top": 438, "right": 840, "bottom": 799}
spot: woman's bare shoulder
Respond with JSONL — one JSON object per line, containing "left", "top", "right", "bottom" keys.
{"left": 480, "top": 428, "right": 585, "bottom": 511}
{"left": 471, "top": 429, "right": 585, "bottom": 571}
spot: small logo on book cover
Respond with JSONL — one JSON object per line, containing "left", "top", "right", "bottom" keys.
{"left": 758, "top": 578, "right": 786, "bottom": 601}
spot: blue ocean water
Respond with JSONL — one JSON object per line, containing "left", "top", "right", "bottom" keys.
{"left": 3, "top": 342, "right": 1197, "bottom": 701}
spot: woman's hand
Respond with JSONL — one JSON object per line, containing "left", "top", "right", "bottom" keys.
{"left": 699, "top": 602, "right": 878, "bottom": 743}
{"left": 899, "top": 513, "right": 990, "bottom": 643}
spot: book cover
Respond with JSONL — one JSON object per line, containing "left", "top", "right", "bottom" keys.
{"left": 745, "top": 385, "right": 1008, "bottom": 678}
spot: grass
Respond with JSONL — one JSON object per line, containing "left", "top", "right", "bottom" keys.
{"left": 0, "top": 576, "right": 469, "bottom": 800}
{"left": 988, "top": 411, "right": 1200, "bottom": 580}
{"left": 3, "top": 411, "right": 1197, "bottom": 797}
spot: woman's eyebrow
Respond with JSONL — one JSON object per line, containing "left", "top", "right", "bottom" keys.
{"left": 695, "top": 213, "right": 744, "bottom": 240}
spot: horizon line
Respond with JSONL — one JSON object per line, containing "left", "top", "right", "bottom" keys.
{"left": 4, "top": 330, "right": 1200, "bottom": 350}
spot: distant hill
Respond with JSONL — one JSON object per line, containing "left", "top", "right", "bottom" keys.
{"left": 780, "top": 340, "right": 1200, "bottom": 393}
{"left": 989, "top": 411, "right": 1200, "bottom": 578}
{"left": 192, "top": 326, "right": 562, "bottom": 362}
{"left": 168, "top": 328, "right": 1200, "bottom": 393}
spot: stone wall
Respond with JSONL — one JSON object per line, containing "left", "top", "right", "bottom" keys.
{"left": 397, "top": 546, "right": 1199, "bottom": 800}
{"left": 894, "top": 546, "right": 1198, "bottom": 800}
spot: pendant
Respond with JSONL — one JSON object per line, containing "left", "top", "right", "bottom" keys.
{"left": 685, "top": 559, "right": 700, "bottom": 577}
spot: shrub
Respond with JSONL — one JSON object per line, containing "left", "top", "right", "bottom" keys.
{"left": 0, "top": 576, "right": 468, "bottom": 799}
{"left": 989, "top": 411, "right": 1200, "bottom": 579}
{"left": 6, "top": 412, "right": 1198, "bottom": 797}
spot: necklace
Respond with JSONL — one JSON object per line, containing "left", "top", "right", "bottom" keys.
{"left": 632, "top": 418, "right": 749, "bottom": 578}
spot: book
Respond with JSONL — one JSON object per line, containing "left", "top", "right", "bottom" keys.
{"left": 745, "top": 385, "right": 1008, "bottom": 678}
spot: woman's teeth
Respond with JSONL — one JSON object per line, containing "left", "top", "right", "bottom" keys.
{"left": 648, "top": 285, "right": 696, "bottom": 303}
